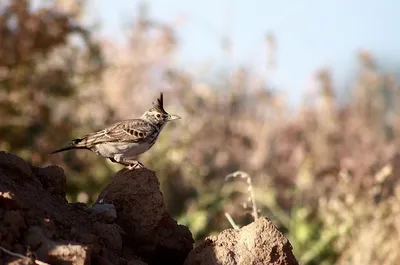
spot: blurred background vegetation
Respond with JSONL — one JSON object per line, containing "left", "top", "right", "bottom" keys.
{"left": 1, "top": 1, "right": 400, "bottom": 264}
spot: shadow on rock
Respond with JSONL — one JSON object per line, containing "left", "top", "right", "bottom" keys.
{"left": 0, "top": 151, "right": 299, "bottom": 265}
{"left": 0, "top": 151, "right": 193, "bottom": 265}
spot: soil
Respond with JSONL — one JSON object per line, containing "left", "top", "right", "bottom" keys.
{"left": 0, "top": 151, "right": 298, "bottom": 265}
{"left": 184, "top": 218, "right": 299, "bottom": 265}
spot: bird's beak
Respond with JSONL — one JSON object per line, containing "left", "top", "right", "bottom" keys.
{"left": 168, "top": 114, "right": 181, "bottom": 121}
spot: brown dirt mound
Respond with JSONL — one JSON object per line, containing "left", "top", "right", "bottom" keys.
{"left": 184, "top": 218, "right": 299, "bottom": 265}
{"left": 0, "top": 151, "right": 193, "bottom": 265}
{"left": 0, "top": 151, "right": 299, "bottom": 265}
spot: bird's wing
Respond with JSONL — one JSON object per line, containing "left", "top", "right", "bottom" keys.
{"left": 74, "top": 119, "right": 157, "bottom": 147}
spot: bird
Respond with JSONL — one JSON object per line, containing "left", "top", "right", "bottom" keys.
{"left": 51, "top": 92, "right": 181, "bottom": 169}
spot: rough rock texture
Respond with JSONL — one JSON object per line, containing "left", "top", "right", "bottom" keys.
{"left": 0, "top": 151, "right": 299, "bottom": 265}
{"left": 184, "top": 218, "right": 299, "bottom": 265}
{"left": 0, "top": 151, "right": 193, "bottom": 265}
{"left": 97, "top": 168, "right": 195, "bottom": 265}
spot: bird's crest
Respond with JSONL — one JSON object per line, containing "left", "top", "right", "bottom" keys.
{"left": 152, "top": 92, "right": 167, "bottom": 114}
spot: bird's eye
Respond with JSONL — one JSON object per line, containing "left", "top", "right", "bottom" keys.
{"left": 156, "top": 114, "right": 161, "bottom": 118}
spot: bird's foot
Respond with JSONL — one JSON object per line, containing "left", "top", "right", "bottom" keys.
{"left": 127, "top": 161, "right": 145, "bottom": 170}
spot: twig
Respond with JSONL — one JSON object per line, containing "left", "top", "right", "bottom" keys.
{"left": 224, "top": 212, "right": 240, "bottom": 230}
{"left": 0, "top": 246, "right": 50, "bottom": 265}
{"left": 226, "top": 171, "right": 259, "bottom": 220}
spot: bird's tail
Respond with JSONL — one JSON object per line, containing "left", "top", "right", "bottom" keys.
{"left": 50, "top": 138, "right": 88, "bottom": 154}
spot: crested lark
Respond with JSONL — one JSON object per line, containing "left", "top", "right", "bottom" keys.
{"left": 51, "top": 93, "right": 181, "bottom": 169}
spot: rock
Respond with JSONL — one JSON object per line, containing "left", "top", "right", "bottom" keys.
{"left": 0, "top": 151, "right": 32, "bottom": 178}
{"left": 4, "top": 210, "right": 26, "bottom": 230}
{"left": 0, "top": 152, "right": 196, "bottom": 265}
{"left": 8, "top": 258, "right": 35, "bottom": 265}
{"left": 97, "top": 168, "right": 194, "bottom": 265}
{"left": 93, "top": 222, "right": 123, "bottom": 253}
{"left": 184, "top": 218, "right": 299, "bottom": 265}
{"left": 33, "top": 165, "right": 67, "bottom": 197}
{"left": 0, "top": 191, "right": 25, "bottom": 210}
{"left": 89, "top": 203, "right": 117, "bottom": 223}
{"left": 24, "top": 226, "right": 91, "bottom": 265}
{"left": 47, "top": 243, "right": 90, "bottom": 265}
{"left": 0, "top": 151, "right": 299, "bottom": 265}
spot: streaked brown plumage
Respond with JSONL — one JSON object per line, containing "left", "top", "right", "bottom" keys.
{"left": 51, "top": 93, "right": 181, "bottom": 168}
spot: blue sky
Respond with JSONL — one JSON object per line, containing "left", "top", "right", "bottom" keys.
{"left": 85, "top": 0, "right": 400, "bottom": 104}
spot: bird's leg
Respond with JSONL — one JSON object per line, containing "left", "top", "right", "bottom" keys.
{"left": 125, "top": 159, "right": 145, "bottom": 170}
{"left": 113, "top": 154, "right": 145, "bottom": 169}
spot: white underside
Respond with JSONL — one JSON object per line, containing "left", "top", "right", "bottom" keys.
{"left": 95, "top": 142, "right": 152, "bottom": 160}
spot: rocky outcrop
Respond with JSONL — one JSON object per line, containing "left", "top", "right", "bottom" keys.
{"left": 184, "top": 218, "right": 299, "bottom": 265}
{"left": 0, "top": 151, "right": 193, "bottom": 265}
{"left": 0, "top": 151, "right": 299, "bottom": 265}
{"left": 97, "top": 168, "right": 194, "bottom": 265}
